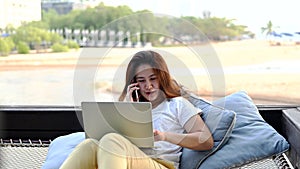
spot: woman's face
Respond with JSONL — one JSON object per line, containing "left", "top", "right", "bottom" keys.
{"left": 135, "top": 64, "right": 161, "bottom": 102}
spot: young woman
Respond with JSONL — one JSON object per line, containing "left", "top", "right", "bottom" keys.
{"left": 60, "top": 50, "right": 213, "bottom": 169}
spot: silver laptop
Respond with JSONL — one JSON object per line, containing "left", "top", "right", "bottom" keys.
{"left": 81, "top": 102, "right": 154, "bottom": 148}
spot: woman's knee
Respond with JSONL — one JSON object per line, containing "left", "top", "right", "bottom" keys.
{"left": 99, "top": 133, "right": 126, "bottom": 146}
{"left": 98, "top": 133, "right": 144, "bottom": 159}
{"left": 78, "top": 138, "right": 98, "bottom": 150}
{"left": 83, "top": 138, "right": 98, "bottom": 144}
{"left": 98, "top": 133, "right": 132, "bottom": 153}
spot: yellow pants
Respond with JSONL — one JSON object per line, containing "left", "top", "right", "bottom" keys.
{"left": 60, "top": 133, "right": 175, "bottom": 169}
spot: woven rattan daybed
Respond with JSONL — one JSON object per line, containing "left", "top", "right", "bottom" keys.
{"left": 0, "top": 139, "right": 293, "bottom": 168}
{"left": 0, "top": 101, "right": 298, "bottom": 168}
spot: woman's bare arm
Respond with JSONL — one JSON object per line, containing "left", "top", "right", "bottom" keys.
{"left": 154, "top": 115, "right": 214, "bottom": 150}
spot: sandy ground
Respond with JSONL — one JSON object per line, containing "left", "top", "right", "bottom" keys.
{"left": 1, "top": 39, "right": 300, "bottom": 105}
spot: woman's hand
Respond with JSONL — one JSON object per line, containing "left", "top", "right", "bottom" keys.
{"left": 126, "top": 83, "right": 139, "bottom": 101}
{"left": 153, "top": 129, "right": 166, "bottom": 141}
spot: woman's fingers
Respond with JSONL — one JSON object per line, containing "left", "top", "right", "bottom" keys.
{"left": 126, "top": 83, "right": 139, "bottom": 101}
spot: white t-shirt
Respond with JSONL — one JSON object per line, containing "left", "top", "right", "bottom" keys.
{"left": 142, "top": 97, "right": 201, "bottom": 169}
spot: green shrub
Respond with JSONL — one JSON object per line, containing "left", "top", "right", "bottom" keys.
{"left": 49, "top": 32, "right": 63, "bottom": 44}
{"left": 17, "top": 41, "right": 30, "bottom": 54}
{"left": 0, "top": 38, "right": 11, "bottom": 56}
{"left": 5, "top": 37, "right": 15, "bottom": 51}
{"left": 66, "top": 40, "right": 79, "bottom": 49}
{"left": 51, "top": 43, "right": 69, "bottom": 52}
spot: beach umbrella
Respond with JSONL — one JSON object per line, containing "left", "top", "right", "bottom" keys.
{"left": 281, "top": 32, "right": 293, "bottom": 37}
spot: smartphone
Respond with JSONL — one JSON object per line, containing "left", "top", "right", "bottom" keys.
{"left": 134, "top": 89, "right": 139, "bottom": 102}
{"left": 131, "top": 79, "right": 139, "bottom": 102}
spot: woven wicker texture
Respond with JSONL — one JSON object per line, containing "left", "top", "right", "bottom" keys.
{"left": 0, "top": 146, "right": 48, "bottom": 169}
{"left": 0, "top": 146, "right": 292, "bottom": 169}
{"left": 234, "top": 158, "right": 278, "bottom": 169}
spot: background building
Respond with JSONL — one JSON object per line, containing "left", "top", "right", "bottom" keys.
{"left": 0, "top": 0, "right": 41, "bottom": 29}
{"left": 41, "top": 0, "right": 102, "bottom": 15}
{"left": 42, "top": 1, "right": 74, "bottom": 15}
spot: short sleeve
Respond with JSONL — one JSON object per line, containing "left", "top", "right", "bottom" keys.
{"left": 176, "top": 97, "right": 201, "bottom": 127}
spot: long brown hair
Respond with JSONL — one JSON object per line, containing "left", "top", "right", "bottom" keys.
{"left": 119, "top": 50, "right": 181, "bottom": 101}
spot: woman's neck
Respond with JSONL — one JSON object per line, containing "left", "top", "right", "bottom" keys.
{"left": 151, "top": 92, "right": 166, "bottom": 109}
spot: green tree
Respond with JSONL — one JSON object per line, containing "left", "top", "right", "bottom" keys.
{"left": 42, "top": 9, "right": 60, "bottom": 29}
{"left": 12, "top": 24, "right": 63, "bottom": 53}
{"left": 25, "top": 21, "right": 49, "bottom": 29}
{"left": 261, "top": 20, "right": 279, "bottom": 37}
{"left": 40, "top": 3, "right": 251, "bottom": 44}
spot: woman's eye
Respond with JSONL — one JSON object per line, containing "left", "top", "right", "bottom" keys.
{"left": 137, "top": 80, "right": 145, "bottom": 83}
{"left": 150, "top": 77, "right": 157, "bottom": 81}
